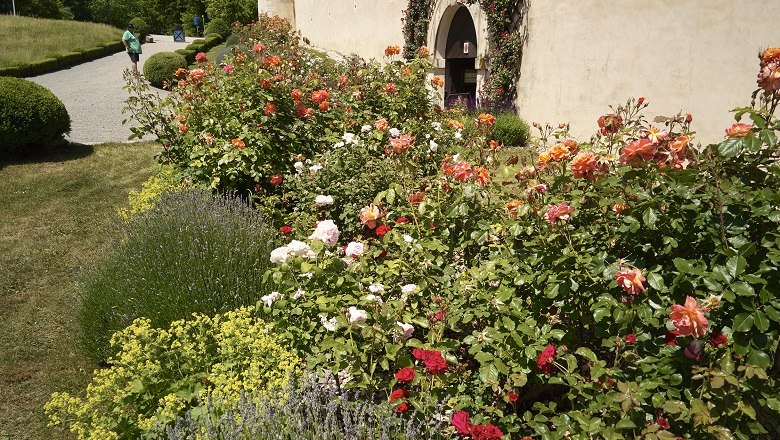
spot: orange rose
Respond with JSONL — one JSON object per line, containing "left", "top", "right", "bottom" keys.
{"left": 374, "top": 118, "right": 389, "bottom": 131}
{"left": 417, "top": 46, "right": 430, "bottom": 57}
{"left": 448, "top": 119, "right": 465, "bottom": 130}
{"left": 506, "top": 199, "right": 523, "bottom": 217}
{"left": 670, "top": 296, "right": 709, "bottom": 338}
{"left": 570, "top": 152, "right": 601, "bottom": 180}
{"left": 384, "top": 45, "right": 401, "bottom": 56}
{"left": 725, "top": 123, "right": 752, "bottom": 138}
{"left": 390, "top": 133, "right": 414, "bottom": 154}
{"left": 538, "top": 151, "right": 552, "bottom": 164}
{"left": 549, "top": 143, "right": 570, "bottom": 161}
{"left": 231, "top": 138, "right": 245, "bottom": 149}
{"left": 474, "top": 166, "right": 490, "bottom": 186}
{"left": 597, "top": 113, "right": 623, "bottom": 135}
{"left": 178, "top": 124, "right": 189, "bottom": 133}
{"left": 762, "top": 48, "right": 780, "bottom": 63}
{"left": 477, "top": 113, "right": 496, "bottom": 126}
{"left": 619, "top": 139, "right": 656, "bottom": 164}
{"left": 452, "top": 161, "right": 472, "bottom": 182}
{"left": 669, "top": 135, "right": 689, "bottom": 155}
{"left": 431, "top": 76, "right": 444, "bottom": 88}
{"left": 264, "top": 102, "right": 277, "bottom": 116}
{"left": 318, "top": 101, "right": 330, "bottom": 111}
{"left": 291, "top": 89, "right": 303, "bottom": 101}
{"left": 269, "top": 173, "right": 283, "bottom": 186}
{"left": 614, "top": 267, "right": 646, "bottom": 295}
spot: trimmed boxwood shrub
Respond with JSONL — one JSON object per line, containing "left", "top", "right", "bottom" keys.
{"left": 174, "top": 48, "right": 196, "bottom": 63}
{"left": 0, "top": 77, "right": 70, "bottom": 154}
{"left": 491, "top": 112, "right": 530, "bottom": 147}
{"left": 143, "top": 51, "right": 187, "bottom": 87}
{"left": 205, "top": 17, "right": 229, "bottom": 40}
{"left": 79, "top": 189, "right": 279, "bottom": 362}
{"left": 129, "top": 17, "right": 149, "bottom": 42}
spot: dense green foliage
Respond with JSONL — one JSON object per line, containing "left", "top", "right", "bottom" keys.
{"left": 206, "top": 0, "right": 255, "bottom": 29}
{"left": 49, "top": 307, "right": 300, "bottom": 438}
{"left": 204, "top": 17, "right": 229, "bottom": 39}
{"left": 0, "top": 77, "right": 70, "bottom": 153}
{"left": 79, "top": 189, "right": 278, "bottom": 361}
{"left": 491, "top": 112, "right": 530, "bottom": 147}
{"left": 142, "top": 51, "right": 186, "bottom": 87}
{"left": 128, "top": 17, "right": 149, "bottom": 41}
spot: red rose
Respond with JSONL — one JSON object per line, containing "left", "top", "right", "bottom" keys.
{"left": 422, "top": 350, "right": 447, "bottom": 374}
{"left": 656, "top": 417, "right": 670, "bottom": 429}
{"left": 280, "top": 225, "right": 293, "bottom": 235}
{"left": 395, "top": 217, "right": 410, "bottom": 224}
{"left": 470, "top": 423, "right": 504, "bottom": 440}
{"left": 394, "top": 366, "right": 415, "bottom": 383}
{"left": 537, "top": 344, "right": 556, "bottom": 374}
{"left": 709, "top": 332, "right": 728, "bottom": 346}
{"left": 393, "top": 402, "right": 409, "bottom": 413}
{"left": 407, "top": 192, "right": 425, "bottom": 204}
{"left": 664, "top": 331, "right": 679, "bottom": 346}
{"left": 625, "top": 333, "right": 637, "bottom": 344}
{"left": 412, "top": 348, "right": 425, "bottom": 360}
{"left": 291, "top": 89, "right": 302, "bottom": 101}
{"left": 506, "top": 392, "right": 520, "bottom": 402}
{"left": 389, "top": 388, "right": 407, "bottom": 402}
{"left": 376, "top": 224, "right": 392, "bottom": 237}
{"left": 451, "top": 411, "right": 472, "bottom": 436}
{"left": 318, "top": 100, "right": 329, "bottom": 111}
{"left": 269, "top": 174, "right": 283, "bottom": 186}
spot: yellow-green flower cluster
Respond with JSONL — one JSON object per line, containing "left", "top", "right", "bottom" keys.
{"left": 45, "top": 306, "right": 300, "bottom": 439}
{"left": 119, "top": 165, "right": 183, "bottom": 219}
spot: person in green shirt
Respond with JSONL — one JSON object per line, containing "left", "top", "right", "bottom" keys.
{"left": 122, "top": 23, "right": 142, "bottom": 74}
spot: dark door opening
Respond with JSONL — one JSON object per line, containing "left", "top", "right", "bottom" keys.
{"left": 446, "top": 58, "right": 477, "bottom": 108}
{"left": 443, "top": 6, "right": 477, "bottom": 108}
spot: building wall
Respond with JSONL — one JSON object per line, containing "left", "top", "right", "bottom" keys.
{"left": 516, "top": 0, "right": 778, "bottom": 144}
{"left": 293, "top": 0, "right": 407, "bottom": 60}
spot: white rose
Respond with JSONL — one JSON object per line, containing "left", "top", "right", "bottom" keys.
{"left": 342, "top": 132, "right": 357, "bottom": 144}
{"left": 401, "top": 284, "right": 417, "bottom": 294}
{"left": 270, "top": 246, "right": 289, "bottom": 264}
{"left": 345, "top": 241, "right": 365, "bottom": 257}
{"left": 309, "top": 220, "right": 340, "bottom": 246}
{"left": 261, "top": 291, "right": 282, "bottom": 307}
{"left": 368, "top": 283, "right": 385, "bottom": 294}
{"left": 293, "top": 161, "right": 304, "bottom": 171}
{"left": 431, "top": 121, "right": 442, "bottom": 131}
{"left": 309, "top": 163, "right": 323, "bottom": 173}
{"left": 389, "top": 127, "right": 401, "bottom": 137}
{"left": 334, "top": 141, "right": 345, "bottom": 149}
{"left": 454, "top": 130, "right": 463, "bottom": 140}
{"left": 361, "top": 124, "right": 372, "bottom": 133}
{"left": 429, "top": 139, "right": 438, "bottom": 152}
{"left": 293, "top": 289, "right": 306, "bottom": 300}
{"left": 315, "top": 195, "right": 335, "bottom": 206}
{"left": 286, "top": 240, "right": 315, "bottom": 259}
{"left": 365, "top": 294, "right": 383, "bottom": 305}
{"left": 396, "top": 322, "right": 415, "bottom": 340}
{"left": 403, "top": 234, "right": 414, "bottom": 243}
{"left": 347, "top": 306, "right": 368, "bottom": 323}
{"left": 320, "top": 315, "right": 338, "bottom": 331}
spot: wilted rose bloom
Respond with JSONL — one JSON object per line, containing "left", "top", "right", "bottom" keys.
{"left": 683, "top": 339, "right": 703, "bottom": 362}
{"left": 474, "top": 166, "right": 490, "bottom": 186}
{"left": 345, "top": 241, "right": 365, "bottom": 257}
{"left": 725, "top": 123, "right": 752, "bottom": 138}
{"left": 309, "top": 220, "right": 340, "bottom": 246}
{"left": 614, "top": 267, "right": 646, "bottom": 295}
{"left": 619, "top": 139, "right": 656, "bottom": 164}
{"left": 320, "top": 315, "right": 338, "bottom": 331}
{"left": 665, "top": 330, "right": 679, "bottom": 346}
{"left": 374, "top": 118, "right": 389, "bottom": 131}
{"left": 360, "top": 204, "right": 382, "bottom": 229}
{"left": 757, "top": 59, "right": 780, "bottom": 93}
{"left": 231, "top": 138, "right": 245, "bottom": 149}
{"left": 507, "top": 199, "right": 523, "bottom": 217}
{"left": 269, "top": 174, "right": 283, "bottom": 186}
{"left": 315, "top": 195, "right": 334, "bottom": 206}
{"left": 710, "top": 331, "right": 728, "bottom": 346}
{"left": 195, "top": 52, "right": 208, "bottom": 63}
{"left": 537, "top": 344, "right": 556, "bottom": 374}
{"left": 598, "top": 113, "right": 623, "bottom": 135}
{"left": 670, "top": 295, "right": 709, "bottom": 338}
{"left": 260, "top": 291, "right": 282, "bottom": 307}
{"left": 396, "top": 322, "right": 415, "bottom": 340}
{"left": 347, "top": 306, "right": 368, "bottom": 323}
{"left": 544, "top": 202, "right": 574, "bottom": 225}
{"left": 669, "top": 135, "right": 690, "bottom": 155}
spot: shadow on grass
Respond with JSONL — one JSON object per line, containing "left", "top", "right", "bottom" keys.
{"left": 0, "top": 142, "right": 94, "bottom": 170}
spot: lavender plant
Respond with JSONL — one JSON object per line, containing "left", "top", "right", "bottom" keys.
{"left": 166, "top": 375, "right": 448, "bottom": 440}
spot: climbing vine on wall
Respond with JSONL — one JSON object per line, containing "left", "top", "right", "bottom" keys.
{"left": 465, "top": 0, "right": 523, "bottom": 108}
{"left": 403, "top": 0, "right": 524, "bottom": 108}
{"left": 402, "top": 0, "right": 434, "bottom": 59}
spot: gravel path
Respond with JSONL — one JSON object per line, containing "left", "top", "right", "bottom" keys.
{"left": 29, "top": 34, "right": 195, "bottom": 145}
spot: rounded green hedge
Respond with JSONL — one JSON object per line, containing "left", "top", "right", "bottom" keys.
{"left": 491, "top": 112, "right": 530, "bottom": 147}
{"left": 0, "top": 77, "right": 70, "bottom": 154}
{"left": 143, "top": 51, "right": 187, "bottom": 88}
{"left": 205, "top": 18, "right": 229, "bottom": 40}
{"left": 129, "top": 17, "right": 149, "bottom": 42}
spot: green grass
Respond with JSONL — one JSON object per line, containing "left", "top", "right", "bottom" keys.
{"left": 0, "top": 142, "right": 159, "bottom": 439}
{"left": 0, "top": 15, "right": 122, "bottom": 68}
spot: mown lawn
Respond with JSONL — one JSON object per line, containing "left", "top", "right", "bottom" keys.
{"left": 0, "top": 15, "right": 121, "bottom": 68}
{"left": 0, "top": 142, "right": 159, "bottom": 439}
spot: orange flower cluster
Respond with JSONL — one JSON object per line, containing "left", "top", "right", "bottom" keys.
{"left": 390, "top": 133, "right": 415, "bottom": 154}
{"left": 263, "top": 55, "right": 282, "bottom": 69}
{"left": 538, "top": 139, "right": 578, "bottom": 166}
{"left": 431, "top": 76, "right": 445, "bottom": 88}
{"left": 619, "top": 131, "right": 693, "bottom": 169}
{"left": 506, "top": 199, "right": 523, "bottom": 217}
{"left": 384, "top": 45, "right": 401, "bottom": 56}
{"left": 264, "top": 102, "right": 277, "bottom": 116}
{"left": 477, "top": 113, "right": 496, "bottom": 126}
{"left": 174, "top": 68, "right": 188, "bottom": 78}
{"left": 231, "top": 138, "right": 245, "bottom": 149}
{"left": 758, "top": 47, "right": 780, "bottom": 94}
{"left": 441, "top": 157, "right": 489, "bottom": 185}
{"left": 417, "top": 46, "right": 430, "bottom": 57}
{"left": 447, "top": 119, "right": 465, "bottom": 130}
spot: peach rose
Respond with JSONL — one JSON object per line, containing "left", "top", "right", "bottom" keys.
{"left": 670, "top": 296, "right": 709, "bottom": 338}
{"left": 725, "top": 123, "right": 752, "bottom": 138}
{"left": 360, "top": 204, "right": 382, "bottom": 229}
{"left": 374, "top": 118, "right": 389, "bottom": 131}
{"left": 614, "top": 267, "right": 646, "bottom": 295}
{"left": 570, "top": 152, "right": 603, "bottom": 180}
{"left": 619, "top": 139, "right": 656, "bottom": 165}
{"left": 506, "top": 199, "right": 523, "bottom": 217}
{"left": 473, "top": 166, "right": 490, "bottom": 186}
{"left": 549, "top": 143, "right": 571, "bottom": 161}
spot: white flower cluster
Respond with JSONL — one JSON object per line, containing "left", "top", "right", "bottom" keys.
{"left": 320, "top": 314, "right": 338, "bottom": 331}
{"left": 397, "top": 322, "right": 415, "bottom": 340}
{"left": 344, "top": 241, "right": 365, "bottom": 257}
{"left": 315, "top": 195, "right": 334, "bottom": 206}
{"left": 270, "top": 240, "right": 316, "bottom": 264}
{"left": 309, "top": 220, "right": 340, "bottom": 246}
{"left": 348, "top": 306, "right": 368, "bottom": 323}
{"left": 260, "top": 291, "right": 282, "bottom": 307}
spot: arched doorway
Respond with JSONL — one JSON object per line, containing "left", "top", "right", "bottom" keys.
{"left": 443, "top": 6, "right": 477, "bottom": 107}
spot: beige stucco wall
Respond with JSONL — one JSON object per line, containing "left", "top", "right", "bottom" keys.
{"left": 293, "top": 0, "right": 407, "bottom": 60}
{"left": 516, "top": 0, "right": 778, "bottom": 144}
